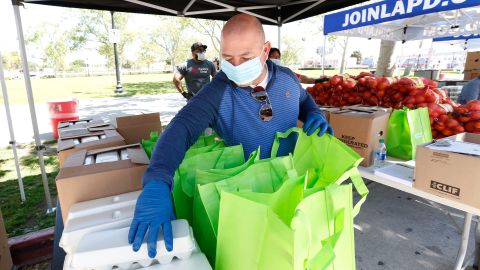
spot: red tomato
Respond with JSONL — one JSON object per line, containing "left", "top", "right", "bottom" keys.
{"left": 445, "top": 119, "right": 459, "bottom": 129}
{"left": 367, "top": 78, "right": 378, "bottom": 88}
{"left": 415, "top": 95, "right": 426, "bottom": 104}
{"left": 471, "top": 111, "right": 480, "bottom": 120}
{"left": 417, "top": 103, "right": 428, "bottom": 108}
{"left": 403, "top": 96, "right": 415, "bottom": 104}
{"left": 330, "top": 75, "right": 343, "bottom": 86}
{"left": 433, "top": 123, "right": 445, "bottom": 131}
{"left": 441, "top": 129, "right": 453, "bottom": 136}
{"left": 454, "top": 125, "right": 465, "bottom": 133}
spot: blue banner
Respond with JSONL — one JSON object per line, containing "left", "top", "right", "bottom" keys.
{"left": 324, "top": 0, "right": 480, "bottom": 35}
{"left": 433, "top": 34, "right": 480, "bottom": 42}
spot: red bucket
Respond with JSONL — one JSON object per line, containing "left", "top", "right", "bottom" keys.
{"left": 47, "top": 98, "right": 79, "bottom": 139}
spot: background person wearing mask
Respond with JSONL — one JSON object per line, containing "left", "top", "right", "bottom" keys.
{"left": 128, "top": 14, "right": 333, "bottom": 258}
{"left": 458, "top": 76, "right": 480, "bottom": 104}
{"left": 173, "top": 42, "right": 217, "bottom": 100}
{"left": 269, "top": 47, "right": 328, "bottom": 85}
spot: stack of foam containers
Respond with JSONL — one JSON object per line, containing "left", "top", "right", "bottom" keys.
{"left": 61, "top": 192, "right": 211, "bottom": 270}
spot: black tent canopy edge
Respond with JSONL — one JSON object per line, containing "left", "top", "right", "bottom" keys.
{"left": 16, "top": 0, "right": 367, "bottom": 25}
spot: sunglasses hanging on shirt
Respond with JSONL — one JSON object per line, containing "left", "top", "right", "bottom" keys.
{"left": 251, "top": 86, "right": 273, "bottom": 122}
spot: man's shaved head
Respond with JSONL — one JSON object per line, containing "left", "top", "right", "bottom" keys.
{"left": 221, "top": 14, "right": 265, "bottom": 45}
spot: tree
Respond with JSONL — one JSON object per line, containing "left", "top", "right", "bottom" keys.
{"left": 69, "top": 59, "right": 86, "bottom": 71}
{"left": 351, "top": 50, "right": 362, "bottom": 65}
{"left": 281, "top": 36, "right": 302, "bottom": 66}
{"left": 138, "top": 38, "right": 157, "bottom": 72}
{"left": 26, "top": 22, "right": 75, "bottom": 76}
{"left": 2, "top": 51, "right": 21, "bottom": 71}
{"left": 189, "top": 19, "right": 223, "bottom": 61}
{"left": 328, "top": 35, "right": 349, "bottom": 73}
{"left": 72, "top": 10, "right": 135, "bottom": 68}
{"left": 148, "top": 17, "right": 191, "bottom": 72}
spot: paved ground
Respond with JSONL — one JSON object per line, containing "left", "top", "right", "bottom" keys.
{"left": 1, "top": 93, "right": 479, "bottom": 269}
{"left": 0, "top": 93, "right": 186, "bottom": 147}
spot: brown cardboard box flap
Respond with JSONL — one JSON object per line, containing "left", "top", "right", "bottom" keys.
{"left": 57, "top": 130, "right": 123, "bottom": 151}
{"left": 115, "top": 112, "right": 161, "bottom": 128}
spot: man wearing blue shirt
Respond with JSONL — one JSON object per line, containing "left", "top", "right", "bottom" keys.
{"left": 128, "top": 14, "right": 333, "bottom": 258}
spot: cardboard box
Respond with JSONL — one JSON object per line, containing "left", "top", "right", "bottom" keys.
{"left": 318, "top": 106, "right": 342, "bottom": 122}
{"left": 414, "top": 133, "right": 480, "bottom": 209}
{"left": 114, "top": 113, "right": 162, "bottom": 144}
{"left": 58, "top": 119, "right": 115, "bottom": 139}
{"left": 57, "top": 129, "right": 125, "bottom": 167}
{"left": 464, "top": 69, "right": 480, "bottom": 81}
{"left": 465, "top": 51, "right": 480, "bottom": 71}
{"left": 329, "top": 108, "right": 390, "bottom": 167}
{"left": 0, "top": 209, "right": 13, "bottom": 270}
{"left": 57, "top": 144, "right": 149, "bottom": 222}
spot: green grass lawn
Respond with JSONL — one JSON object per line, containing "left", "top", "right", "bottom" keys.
{"left": 1, "top": 73, "right": 179, "bottom": 105}
{"left": 0, "top": 141, "right": 59, "bottom": 237}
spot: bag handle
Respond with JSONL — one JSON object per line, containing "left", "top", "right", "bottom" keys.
{"left": 345, "top": 167, "right": 369, "bottom": 218}
{"left": 271, "top": 127, "right": 303, "bottom": 158}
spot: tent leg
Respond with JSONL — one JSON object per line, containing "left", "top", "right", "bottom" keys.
{"left": 12, "top": 3, "right": 54, "bottom": 213}
{"left": 322, "top": 35, "right": 326, "bottom": 76}
{"left": 277, "top": 25, "right": 281, "bottom": 51}
{"left": 0, "top": 50, "right": 26, "bottom": 202}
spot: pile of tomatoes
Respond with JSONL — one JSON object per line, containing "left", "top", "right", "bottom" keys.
{"left": 306, "top": 74, "right": 478, "bottom": 138}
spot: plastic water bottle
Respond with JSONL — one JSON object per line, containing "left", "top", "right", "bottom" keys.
{"left": 374, "top": 139, "right": 387, "bottom": 167}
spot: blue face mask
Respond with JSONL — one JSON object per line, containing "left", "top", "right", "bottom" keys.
{"left": 221, "top": 56, "right": 265, "bottom": 86}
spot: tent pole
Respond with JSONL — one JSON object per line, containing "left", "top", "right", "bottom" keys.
{"left": 0, "top": 50, "right": 26, "bottom": 202}
{"left": 277, "top": 26, "right": 281, "bottom": 51}
{"left": 322, "top": 35, "right": 326, "bottom": 76}
{"left": 12, "top": 3, "right": 54, "bottom": 213}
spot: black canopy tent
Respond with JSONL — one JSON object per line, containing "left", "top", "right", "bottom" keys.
{"left": 17, "top": 0, "right": 365, "bottom": 25}
{"left": 5, "top": 0, "right": 367, "bottom": 212}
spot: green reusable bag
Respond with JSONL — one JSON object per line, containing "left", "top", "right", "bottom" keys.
{"left": 141, "top": 132, "right": 160, "bottom": 158}
{"left": 173, "top": 145, "right": 245, "bottom": 224}
{"left": 271, "top": 128, "right": 368, "bottom": 215}
{"left": 386, "top": 107, "right": 432, "bottom": 160}
{"left": 215, "top": 175, "right": 352, "bottom": 270}
{"left": 193, "top": 152, "right": 296, "bottom": 265}
{"left": 190, "top": 133, "right": 217, "bottom": 149}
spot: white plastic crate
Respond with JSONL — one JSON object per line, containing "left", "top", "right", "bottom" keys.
{"left": 70, "top": 220, "right": 195, "bottom": 269}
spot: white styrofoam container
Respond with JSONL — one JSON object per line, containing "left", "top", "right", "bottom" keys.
{"left": 81, "top": 136, "right": 100, "bottom": 143}
{"left": 100, "top": 134, "right": 107, "bottom": 139}
{"left": 70, "top": 220, "right": 195, "bottom": 269}
{"left": 120, "top": 149, "right": 129, "bottom": 160}
{"left": 95, "top": 151, "right": 120, "bottom": 163}
{"left": 140, "top": 252, "right": 212, "bottom": 270}
{"left": 67, "top": 191, "right": 140, "bottom": 220}
{"left": 64, "top": 252, "right": 211, "bottom": 270}
{"left": 60, "top": 205, "right": 134, "bottom": 255}
{"left": 73, "top": 139, "right": 80, "bottom": 145}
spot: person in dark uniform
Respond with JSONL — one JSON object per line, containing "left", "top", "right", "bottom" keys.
{"left": 173, "top": 42, "right": 217, "bottom": 100}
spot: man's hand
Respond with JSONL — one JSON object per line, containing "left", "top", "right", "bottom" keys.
{"left": 128, "top": 181, "right": 175, "bottom": 258}
{"left": 303, "top": 113, "right": 333, "bottom": 136}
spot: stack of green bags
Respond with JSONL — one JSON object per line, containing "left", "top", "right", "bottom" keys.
{"left": 142, "top": 128, "right": 369, "bottom": 270}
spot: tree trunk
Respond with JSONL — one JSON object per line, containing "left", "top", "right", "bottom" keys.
{"left": 376, "top": 40, "right": 397, "bottom": 77}
{"left": 339, "top": 37, "right": 349, "bottom": 74}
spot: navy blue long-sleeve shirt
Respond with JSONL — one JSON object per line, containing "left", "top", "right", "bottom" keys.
{"left": 143, "top": 60, "right": 323, "bottom": 187}
{"left": 458, "top": 77, "right": 480, "bottom": 104}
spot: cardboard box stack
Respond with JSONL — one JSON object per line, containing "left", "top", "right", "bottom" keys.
{"left": 0, "top": 209, "right": 13, "bottom": 270}
{"left": 414, "top": 133, "right": 480, "bottom": 208}
{"left": 56, "top": 144, "right": 149, "bottom": 222}
{"left": 464, "top": 51, "right": 480, "bottom": 80}
{"left": 329, "top": 106, "right": 390, "bottom": 167}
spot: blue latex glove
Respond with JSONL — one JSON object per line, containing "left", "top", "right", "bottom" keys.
{"left": 303, "top": 113, "right": 334, "bottom": 136}
{"left": 128, "top": 181, "right": 175, "bottom": 258}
